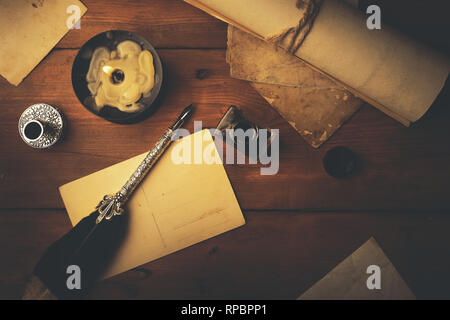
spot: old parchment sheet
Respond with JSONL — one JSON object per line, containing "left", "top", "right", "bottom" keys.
{"left": 60, "top": 130, "right": 245, "bottom": 278}
{"left": 184, "top": 0, "right": 450, "bottom": 125}
{"left": 227, "top": 26, "right": 362, "bottom": 148}
{"left": 299, "top": 237, "right": 415, "bottom": 300}
{"left": 0, "top": 0, "right": 87, "bottom": 86}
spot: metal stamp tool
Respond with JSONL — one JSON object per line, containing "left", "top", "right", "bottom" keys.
{"left": 215, "top": 105, "right": 276, "bottom": 158}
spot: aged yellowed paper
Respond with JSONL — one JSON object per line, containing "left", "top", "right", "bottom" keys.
{"left": 59, "top": 130, "right": 245, "bottom": 278}
{"left": 185, "top": 0, "right": 449, "bottom": 125}
{"left": 227, "top": 26, "right": 363, "bottom": 148}
{"left": 0, "top": 0, "right": 87, "bottom": 86}
{"left": 299, "top": 237, "right": 415, "bottom": 300}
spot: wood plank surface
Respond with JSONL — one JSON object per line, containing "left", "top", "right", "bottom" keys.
{"left": 1, "top": 209, "right": 450, "bottom": 300}
{"left": 59, "top": 0, "right": 227, "bottom": 49}
{"left": 1, "top": 48, "right": 450, "bottom": 211}
{"left": 57, "top": 0, "right": 450, "bottom": 54}
{"left": 1, "top": 0, "right": 450, "bottom": 301}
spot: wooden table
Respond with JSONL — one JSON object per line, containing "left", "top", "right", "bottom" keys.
{"left": 1, "top": 0, "right": 450, "bottom": 299}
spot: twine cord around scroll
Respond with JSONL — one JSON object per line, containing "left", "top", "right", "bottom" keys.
{"left": 268, "top": 0, "right": 323, "bottom": 54}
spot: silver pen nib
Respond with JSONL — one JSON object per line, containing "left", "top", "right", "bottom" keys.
{"left": 170, "top": 104, "right": 194, "bottom": 131}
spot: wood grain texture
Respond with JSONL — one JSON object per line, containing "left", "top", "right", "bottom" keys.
{"left": 1, "top": 209, "right": 450, "bottom": 300}
{"left": 59, "top": 0, "right": 227, "bottom": 49}
{"left": 1, "top": 48, "right": 450, "bottom": 211}
{"left": 1, "top": 0, "right": 450, "bottom": 301}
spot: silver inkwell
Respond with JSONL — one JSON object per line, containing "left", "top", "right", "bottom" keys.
{"left": 18, "top": 103, "right": 64, "bottom": 149}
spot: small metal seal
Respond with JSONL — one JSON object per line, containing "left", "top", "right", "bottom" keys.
{"left": 18, "top": 103, "right": 64, "bottom": 149}
{"left": 215, "top": 105, "right": 276, "bottom": 159}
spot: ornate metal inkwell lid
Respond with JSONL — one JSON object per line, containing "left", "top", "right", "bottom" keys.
{"left": 18, "top": 103, "right": 64, "bottom": 149}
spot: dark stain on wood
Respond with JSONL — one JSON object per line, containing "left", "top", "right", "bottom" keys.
{"left": 196, "top": 69, "right": 209, "bottom": 80}
{"left": 208, "top": 246, "right": 219, "bottom": 256}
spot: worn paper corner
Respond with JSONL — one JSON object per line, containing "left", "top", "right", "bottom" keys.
{"left": 298, "top": 237, "right": 415, "bottom": 300}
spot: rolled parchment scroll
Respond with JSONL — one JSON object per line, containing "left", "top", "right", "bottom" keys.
{"left": 184, "top": 0, "right": 450, "bottom": 125}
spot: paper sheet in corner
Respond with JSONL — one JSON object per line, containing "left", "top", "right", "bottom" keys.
{"left": 299, "top": 237, "right": 415, "bottom": 300}
{"left": 59, "top": 130, "right": 245, "bottom": 278}
{"left": 0, "top": 0, "right": 87, "bottom": 86}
